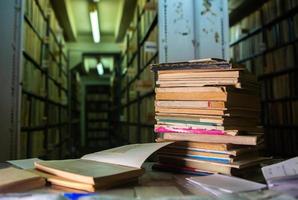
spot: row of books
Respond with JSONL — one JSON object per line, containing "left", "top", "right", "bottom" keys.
{"left": 20, "top": 132, "right": 28, "bottom": 158}
{"left": 263, "top": 45, "right": 295, "bottom": 74}
{"left": 31, "top": 131, "right": 45, "bottom": 157}
{"left": 49, "top": 32, "right": 60, "bottom": 57}
{"left": 48, "top": 6, "right": 62, "bottom": 39}
{"left": 48, "top": 105, "right": 60, "bottom": 125}
{"left": 140, "top": 127, "right": 154, "bottom": 143}
{"left": 294, "top": 14, "right": 298, "bottom": 39}
{"left": 241, "top": 56, "right": 264, "bottom": 77}
{"left": 48, "top": 79, "right": 60, "bottom": 103}
{"left": 261, "top": 73, "right": 298, "bottom": 100}
{"left": 87, "top": 113, "right": 108, "bottom": 120}
{"left": 230, "top": 10, "right": 261, "bottom": 43}
{"left": 48, "top": 59, "right": 60, "bottom": 80}
{"left": 87, "top": 122, "right": 109, "bottom": 129}
{"left": 20, "top": 95, "right": 48, "bottom": 129}
{"left": 118, "top": 0, "right": 158, "bottom": 145}
{"left": 263, "top": 101, "right": 298, "bottom": 125}
{"left": 48, "top": 128, "right": 60, "bottom": 147}
{"left": 86, "top": 94, "right": 110, "bottom": 101}
{"left": 22, "top": 59, "right": 46, "bottom": 96}
{"left": 139, "top": 0, "right": 157, "bottom": 41}
{"left": 262, "top": 0, "right": 298, "bottom": 24}
{"left": 23, "top": 21, "right": 42, "bottom": 65}
{"left": 230, "top": 32, "right": 264, "bottom": 62}
{"left": 36, "top": 0, "right": 50, "bottom": 13}
{"left": 25, "top": 0, "right": 46, "bottom": 37}
{"left": 140, "top": 26, "right": 158, "bottom": 67}
{"left": 20, "top": 130, "right": 45, "bottom": 158}
{"left": 152, "top": 59, "right": 265, "bottom": 175}
{"left": 266, "top": 19, "right": 295, "bottom": 49}
{"left": 21, "top": 95, "right": 31, "bottom": 128}
{"left": 140, "top": 96, "right": 155, "bottom": 124}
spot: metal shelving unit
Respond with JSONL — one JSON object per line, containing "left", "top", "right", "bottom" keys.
{"left": 113, "top": 1, "right": 157, "bottom": 145}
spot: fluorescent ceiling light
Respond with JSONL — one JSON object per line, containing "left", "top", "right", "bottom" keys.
{"left": 96, "top": 63, "right": 104, "bottom": 75}
{"left": 89, "top": 7, "right": 100, "bottom": 43}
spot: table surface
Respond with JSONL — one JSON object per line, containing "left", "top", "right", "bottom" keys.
{"left": 0, "top": 162, "right": 295, "bottom": 200}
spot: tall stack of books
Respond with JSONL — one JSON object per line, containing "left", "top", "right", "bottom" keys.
{"left": 151, "top": 58, "right": 265, "bottom": 176}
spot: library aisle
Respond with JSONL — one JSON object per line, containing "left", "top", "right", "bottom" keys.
{"left": 0, "top": 0, "right": 298, "bottom": 197}
{"left": 0, "top": 0, "right": 297, "bottom": 161}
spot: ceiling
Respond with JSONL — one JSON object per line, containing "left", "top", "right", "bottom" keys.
{"left": 70, "top": 0, "right": 123, "bottom": 42}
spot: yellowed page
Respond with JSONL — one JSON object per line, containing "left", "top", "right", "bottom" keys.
{"left": 81, "top": 142, "right": 172, "bottom": 168}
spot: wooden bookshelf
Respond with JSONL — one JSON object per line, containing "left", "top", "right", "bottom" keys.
{"left": 20, "top": 0, "right": 70, "bottom": 159}
{"left": 230, "top": 0, "right": 298, "bottom": 157}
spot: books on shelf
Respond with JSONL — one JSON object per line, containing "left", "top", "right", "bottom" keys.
{"left": 34, "top": 142, "right": 170, "bottom": 192}
{"left": 23, "top": 22, "right": 42, "bottom": 64}
{"left": 229, "top": 0, "right": 298, "bottom": 156}
{"left": 25, "top": 0, "right": 46, "bottom": 37}
{"left": 20, "top": 0, "right": 69, "bottom": 159}
{"left": 151, "top": 58, "right": 266, "bottom": 175}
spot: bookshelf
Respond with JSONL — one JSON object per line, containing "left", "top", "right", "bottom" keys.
{"left": 230, "top": 0, "right": 298, "bottom": 157}
{"left": 69, "top": 67, "right": 81, "bottom": 155}
{"left": 113, "top": 0, "right": 157, "bottom": 144}
{"left": 85, "top": 85, "right": 112, "bottom": 151}
{"left": 20, "top": 0, "right": 70, "bottom": 159}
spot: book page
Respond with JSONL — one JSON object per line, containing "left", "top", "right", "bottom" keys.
{"left": 8, "top": 158, "right": 42, "bottom": 169}
{"left": 81, "top": 142, "right": 172, "bottom": 168}
{"left": 187, "top": 174, "right": 266, "bottom": 193}
{"left": 262, "top": 157, "right": 298, "bottom": 182}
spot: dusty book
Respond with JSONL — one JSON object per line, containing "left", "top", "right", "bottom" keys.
{"left": 34, "top": 142, "right": 171, "bottom": 191}
{"left": 0, "top": 167, "right": 45, "bottom": 193}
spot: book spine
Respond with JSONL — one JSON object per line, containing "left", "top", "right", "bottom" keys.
{"left": 155, "top": 126, "right": 225, "bottom": 135}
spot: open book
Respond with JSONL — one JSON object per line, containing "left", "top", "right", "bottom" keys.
{"left": 34, "top": 142, "right": 171, "bottom": 191}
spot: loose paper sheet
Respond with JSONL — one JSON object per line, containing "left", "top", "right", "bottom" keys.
{"left": 81, "top": 142, "right": 172, "bottom": 168}
{"left": 261, "top": 157, "right": 298, "bottom": 181}
{"left": 187, "top": 174, "right": 266, "bottom": 193}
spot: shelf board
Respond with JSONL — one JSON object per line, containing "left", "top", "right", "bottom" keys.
{"left": 258, "top": 67, "right": 298, "bottom": 80}
{"left": 87, "top": 137, "right": 110, "bottom": 141}
{"left": 120, "top": 121, "right": 154, "bottom": 128}
{"left": 230, "top": 26, "right": 262, "bottom": 47}
{"left": 88, "top": 119, "right": 109, "bottom": 123}
{"left": 120, "top": 89, "right": 154, "bottom": 109}
{"left": 34, "top": 0, "right": 48, "bottom": 21}
{"left": 23, "top": 51, "right": 44, "bottom": 73}
{"left": 139, "top": 14, "right": 158, "bottom": 46}
{"left": 49, "top": 28, "right": 61, "bottom": 46}
{"left": 261, "top": 96, "right": 298, "bottom": 103}
{"left": 87, "top": 128, "right": 110, "bottom": 132}
{"left": 21, "top": 125, "right": 46, "bottom": 131}
{"left": 24, "top": 15, "right": 43, "bottom": 42}
{"left": 263, "top": 125, "right": 298, "bottom": 129}
{"left": 229, "top": 0, "right": 268, "bottom": 26}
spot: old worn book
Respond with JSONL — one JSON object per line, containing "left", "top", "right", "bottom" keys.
{"left": 156, "top": 115, "right": 260, "bottom": 127}
{"left": 156, "top": 139, "right": 263, "bottom": 156}
{"left": 0, "top": 167, "right": 45, "bottom": 193}
{"left": 155, "top": 100, "right": 260, "bottom": 110}
{"left": 151, "top": 58, "right": 231, "bottom": 72}
{"left": 158, "top": 155, "right": 267, "bottom": 175}
{"left": 157, "top": 132, "right": 261, "bottom": 145}
{"left": 155, "top": 87, "right": 259, "bottom": 102}
{"left": 35, "top": 143, "right": 170, "bottom": 191}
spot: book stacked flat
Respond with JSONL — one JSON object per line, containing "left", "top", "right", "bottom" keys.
{"left": 151, "top": 58, "right": 266, "bottom": 175}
